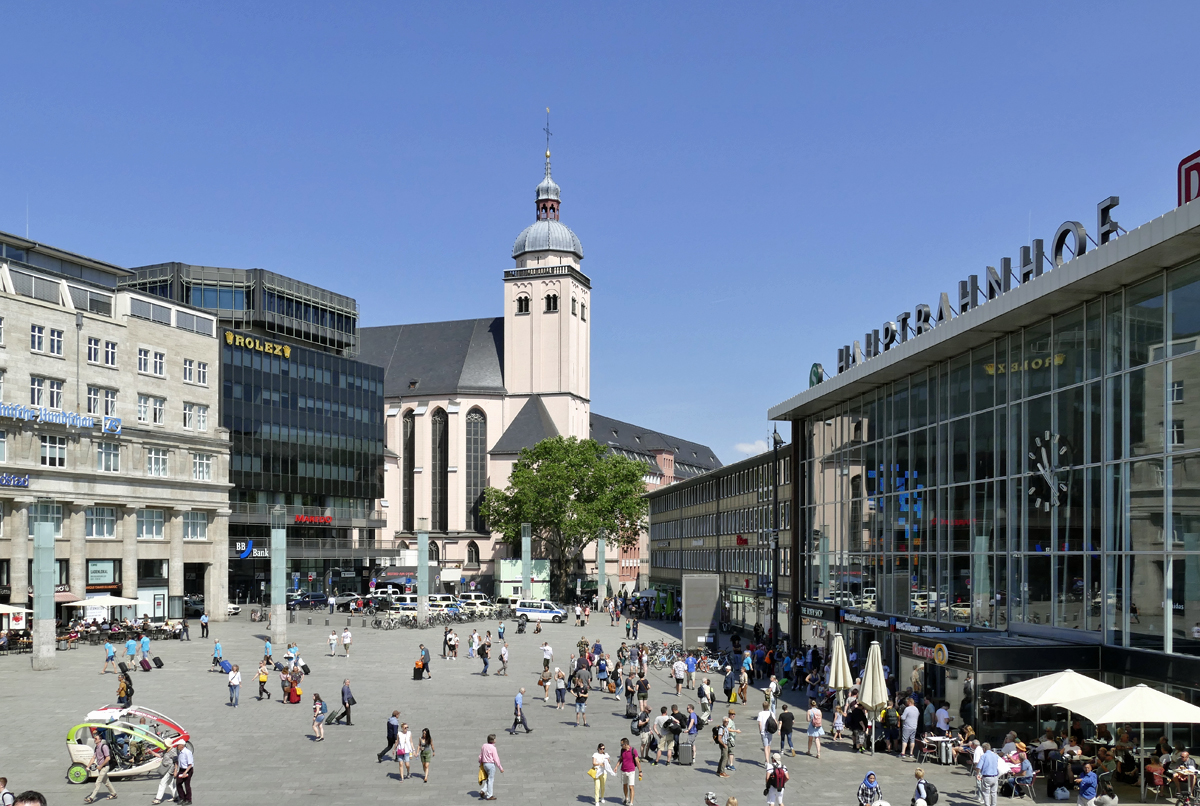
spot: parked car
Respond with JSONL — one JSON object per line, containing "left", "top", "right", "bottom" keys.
{"left": 227, "top": 603, "right": 242, "bottom": 617}
{"left": 513, "top": 599, "right": 566, "bottom": 623}
{"left": 459, "top": 600, "right": 495, "bottom": 617}
{"left": 287, "top": 592, "right": 329, "bottom": 610}
{"left": 183, "top": 597, "right": 206, "bottom": 618}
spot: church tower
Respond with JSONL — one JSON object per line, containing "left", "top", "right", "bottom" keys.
{"left": 504, "top": 148, "right": 591, "bottom": 439}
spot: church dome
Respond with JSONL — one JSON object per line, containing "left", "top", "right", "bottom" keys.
{"left": 512, "top": 150, "right": 583, "bottom": 260}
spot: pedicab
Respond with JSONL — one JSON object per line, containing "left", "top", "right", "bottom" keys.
{"left": 65, "top": 707, "right": 191, "bottom": 785}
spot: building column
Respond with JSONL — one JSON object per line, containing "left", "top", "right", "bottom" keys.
{"left": 167, "top": 508, "right": 185, "bottom": 599}
{"left": 9, "top": 498, "right": 33, "bottom": 606}
{"left": 206, "top": 509, "right": 230, "bottom": 622}
{"left": 67, "top": 502, "right": 90, "bottom": 599}
{"left": 120, "top": 505, "right": 138, "bottom": 600}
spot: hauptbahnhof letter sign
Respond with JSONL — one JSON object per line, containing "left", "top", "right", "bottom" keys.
{"left": 0, "top": 402, "right": 121, "bottom": 435}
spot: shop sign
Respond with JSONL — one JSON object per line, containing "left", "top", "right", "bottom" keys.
{"left": 892, "top": 617, "right": 953, "bottom": 635}
{"left": 831, "top": 197, "right": 1121, "bottom": 377}
{"left": 0, "top": 402, "right": 121, "bottom": 435}
{"left": 0, "top": 585, "right": 10, "bottom": 595}
{"left": 233, "top": 540, "right": 269, "bottom": 559}
{"left": 28, "top": 583, "right": 71, "bottom": 594}
{"left": 735, "top": 536, "right": 748, "bottom": 546}
{"left": 295, "top": 515, "right": 333, "bottom": 525}
{"left": 984, "top": 354, "right": 1066, "bottom": 376}
{"left": 1180, "top": 148, "right": 1200, "bottom": 206}
{"left": 0, "top": 473, "right": 30, "bottom": 488}
{"left": 86, "top": 583, "right": 123, "bottom": 593}
{"left": 799, "top": 602, "right": 840, "bottom": 622}
{"left": 912, "top": 642, "right": 949, "bottom": 666}
{"left": 841, "top": 610, "right": 892, "bottom": 630}
{"left": 225, "top": 330, "right": 292, "bottom": 359}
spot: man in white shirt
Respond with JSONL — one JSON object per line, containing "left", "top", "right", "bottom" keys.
{"left": 575, "top": 605, "right": 583, "bottom": 626}
{"left": 757, "top": 703, "right": 776, "bottom": 766}
{"left": 672, "top": 659, "right": 687, "bottom": 696}
{"left": 935, "top": 702, "right": 951, "bottom": 734}
{"left": 541, "top": 642, "right": 554, "bottom": 671}
{"left": 498, "top": 642, "right": 509, "bottom": 676}
{"left": 341, "top": 627, "right": 352, "bottom": 657}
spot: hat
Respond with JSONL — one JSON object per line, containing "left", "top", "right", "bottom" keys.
{"left": 772, "top": 752, "right": 782, "bottom": 763}
{"left": 705, "top": 794, "right": 719, "bottom": 805}
{"left": 1016, "top": 742, "right": 1027, "bottom": 752}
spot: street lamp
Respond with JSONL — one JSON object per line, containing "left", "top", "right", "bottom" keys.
{"left": 771, "top": 428, "right": 785, "bottom": 650}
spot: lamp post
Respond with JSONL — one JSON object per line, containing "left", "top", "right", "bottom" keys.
{"left": 417, "top": 517, "right": 429, "bottom": 625}
{"left": 771, "top": 429, "right": 784, "bottom": 651}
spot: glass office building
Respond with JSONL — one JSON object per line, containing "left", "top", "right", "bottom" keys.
{"left": 124, "top": 264, "right": 385, "bottom": 599}
{"left": 770, "top": 199, "right": 1200, "bottom": 745}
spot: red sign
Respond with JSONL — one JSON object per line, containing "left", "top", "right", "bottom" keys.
{"left": 735, "top": 536, "right": 748, "bottom": 546}
{"left": 295, "top": 515, "right": 333, "bottom": 525}
{"left": 1180, "top": 148, "right": 1200, "bottom": 206}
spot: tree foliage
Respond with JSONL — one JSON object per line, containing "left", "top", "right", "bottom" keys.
{"left": 479, "top": 436, "right": 648, "bottom": 601}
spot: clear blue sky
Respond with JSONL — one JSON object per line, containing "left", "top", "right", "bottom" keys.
{"left": 2, "top": 3, "right": 1196, "bottom": 463}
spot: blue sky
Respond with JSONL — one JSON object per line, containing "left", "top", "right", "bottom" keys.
{"left": 1, "top": 3, "right": 1197, "bottom": 463}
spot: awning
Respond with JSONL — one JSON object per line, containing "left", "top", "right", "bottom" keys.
{"left": 55, "top": 591, "right": 82, "bottom": 603}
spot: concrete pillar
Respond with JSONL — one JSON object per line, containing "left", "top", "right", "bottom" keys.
{"left": 596, "top": 532, "right": 606, "bottom": 604}
{"left": 120, "top": 505, "right": 138, "bottom": 601}
{"left": 168, "top": 509, "right": 185, "bottom": 599}
{"left": 10, "top": 498, "right": 32, "bottom": 606}
{"left": 207, "top": 509, "right": 230, "bottom": 622}
{"left": 68, "top": 503, "right": 88, "bottom": 598}
{"left": 31, "top": 504, "right": 56, "bottom": 670}
{"left": 270, "top": 507, "right": 286, "bottom": 646}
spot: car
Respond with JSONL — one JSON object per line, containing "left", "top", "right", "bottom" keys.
{"left": 182, "top": 597, "right": 206, "bottom": 618}
{"left": 513, "top": 599, "right": 566, "bottom": 623}
{"left": 227, "top": 603, "right": 242, "bottom": 617}
{"left": 426, "top": 600, "right": 460, "bottom": 615}
{"left": 287, "top": 592, "right": 329, "bottom": 610}
{"left": 459, "top": 600, "right": 495, "bottom": 617}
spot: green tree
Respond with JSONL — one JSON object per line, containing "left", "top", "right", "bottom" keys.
{"left": 479, "top": 435, "right": 648, "bottom": 602}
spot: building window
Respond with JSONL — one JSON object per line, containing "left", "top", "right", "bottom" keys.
{"left": 0, "top": 316, "right": 4, "bottom": 344}
{"left": 138, "top": 348, "right": 150, "bottom": 373}
{"left": 49, "top": 328, "right": 63, "bottom": 356}
{"left": 104, "top": 389, "right": 117, "bottom": 416}
{"left": 183, "top": 403, "right": 194, "bottom": 430}
{"left": 152, "top": 397, "right": 165, "bottom": 425}
{"left": 402, "top": 410, "right": 415, "bottom": 532}
{"left": 428, "top": 541, "right": 440, "bottom": 563}
{"left": 86, "top": 507, "right": 116, "bottom": 539}
{"left": 1172, "top": 420, "right": 1186, "bottom": 447}
{"left": 183, "top": 511, "right": 207, "bottom": 540}
{"left": 430, "top": 408, "right": 449, "bottom": 531}
{"left": 87, "top": 337, "right": 100, "bottom": 363}
{"left": 48, "top": 380, "right": 63, "bottom": 409}
{"left": 146, "top": 447, "right": 168, "bottom": 477}
{"left": 30, "top": 376, "right": 44, "bottom": 406}
{"left": 87, "top": 386, "right": 100, "bottom": 414}
{"left": 153, "top": 351, "right": 165, "bottom": 376}
{"left": 544, "top": 294, "right": 559, "bottom": 312}
{"left": 466, "top": 540, "right": 480, "bottom": 566}
{"left": 197, "top": 362, "right": 208, "bottom": 386}
{"left": 104, "top": 341, "right": 117, "bottom": 366}
{"left": 580, "top": 302, "right": 587, "bottom": 321}
{"left": 30, "top": 325, "right": 43, "bottom": 352}
{"left": 27, "top": 502, "right": 63, "bottom": 537}
{"left": 465, "top": 408, "right": 487, "bottom": 532}
{"left": 138, "top": 395, "right": 149, "bottom": 423}
{"left": 571, "top": 297, "right": 577, "bottom": 315}
{"left": 136, "top": 509, "right": 165, "bottom": 539}
{"left": 40, "top": 435, "right": 66, "bottom": 467}
{"left": 0, "top": 430, "right": 6, "bottom": 462}
{"left": 192, "top": 453, "right": 212, "bottom": 480}
{"left": 1171, "top": 381, "right": 1185, "bottom": 403}
{"left": 516, "top": 296, "right": 530, "bottom": 314}
{"left": 183, "top": 358, "right": 193, "bottom": 382}
{"left": 196, "top": 404, "right": 208, "bottom": 431}
{"left": 97, "top": 442, "right": 120, "bottom": 472}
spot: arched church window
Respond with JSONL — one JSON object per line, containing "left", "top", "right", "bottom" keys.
{"left": 571, "top": 297, "right": 577, "bottom": 316}
{"left": 466, "top": 540, "right": 480, "bottom": 566}
{"left": 402, "top": 410, "right": 415, "bottom": 532}
{"left": 580, "top": 302, "right": 587, "bottom": 322}
{"left": 466, "top": 408, "right": 487, "bottom": 533}
{"left": 430, "top": 408, "right": 449, "bottom": 531}
{"left": 516, "top": 295, "right": 530, "bottom": 314}
{"left": 545, "top": 294, "right": 558, "bottom": 313}
{"left": 428, "top": 541, "right": 440, "bottom": 563}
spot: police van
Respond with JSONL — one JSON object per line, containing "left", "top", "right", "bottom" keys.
{"left": 514, "top": 599, "right": 567, "bottom": 623}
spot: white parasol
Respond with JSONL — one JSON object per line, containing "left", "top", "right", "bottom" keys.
{"left": 859, "top": 641, "right": 889, "bottom": 755}
{"left": 828, "top": 632, "right": 854, "bottom": 703}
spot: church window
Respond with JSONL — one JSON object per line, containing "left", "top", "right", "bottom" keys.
{"left": 430, "top": 408, "right": 449, "bottom": 532}
{"left": 580, "top": 303, "right": 587, "bottom": 322}
{"left": 428, "top": 540, "right": 440, "bottom": 563}
{"left": 466, "top": 540, "right": 481, "bottom": 567}
{"left": 545, "top": 294, "right": 558, "bottom": 313}
{"left": 516, "top": 295, "right": 530, "bottom": 315}
{"left": 402, "top": 410, "right": 415, "bottom": 532}
{"left": 571, "top": 298, "right": 577, "bottom": 316}
{"left": 466, "top": 408, "right": 487, "bottom": 533}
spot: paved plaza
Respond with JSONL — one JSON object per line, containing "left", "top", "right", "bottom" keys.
{"left": 1, "top": 617, "right": 989, "bottom": 806}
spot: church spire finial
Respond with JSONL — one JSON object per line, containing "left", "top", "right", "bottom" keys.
{"left": 543, "top": 107, "right": 553, "bottom": 175}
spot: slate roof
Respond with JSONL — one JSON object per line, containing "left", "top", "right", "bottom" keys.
{"left": 358, "top": 317, "right": 505, "bottom": 398}
{"left": 489, "top": 396, "right": 560, "bottom": 455}
{"left": 589, "top": 413, "right": 722, "bottom": 478}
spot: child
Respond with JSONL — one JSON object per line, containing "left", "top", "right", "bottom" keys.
{"left": 833, "top": 705, "right": 846, "bottom": 741}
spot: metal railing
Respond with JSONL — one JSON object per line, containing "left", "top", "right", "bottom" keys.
{"left": 229, "top": 502, "right": 385, "bottom": 523}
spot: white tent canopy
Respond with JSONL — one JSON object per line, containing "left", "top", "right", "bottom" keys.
{"left": 0, "top": 604, "right": 32, "bottom": 615}
{"left": 828, "top": 633, "right": 854, "bottom": 693}
{"left": 992, "top": 670, "right": 1115, "bottom": 706}
{"left": 63, "top": 595, "right": 138, "bottom": 608}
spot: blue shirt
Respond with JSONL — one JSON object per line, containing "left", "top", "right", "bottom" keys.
{"left": 141, "top": 637, "right": 150, "bottom": 652}
{"left": 125, "top": 639, "right": 136, "bottom": 655}
{"left": 104, "top": 642, "right": 114, "bottom": 657}
{"left": 265, "top": 641, "right": 272, "bottom": 655}
{"left": 213, "top": 642, "right": 222, "bottom": 658}
{"left": 515, "top": 692, "right": 524, "bottom": 710}
{"left": 1078, "top": 771, "right": 1098, "bottom": 799}
{"left": 686, "top": 657, "right": 697, "bottom": 673}
{"left": 200, "top": 615, "right": 208, "bottom": 624}
{"left": 977, "top": 750, "right": 1001, "bottom": 777}
{"left": 743, "top": 656, "right": 753, "bottom": 671}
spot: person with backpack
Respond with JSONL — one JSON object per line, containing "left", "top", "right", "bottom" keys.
{"left": 765, "top": 752, "right": 789, "bottom": 806}
{"left": 618, "top": 737, "right": 642, "bottom": 806}
{"left": 312, "top": 693, "right": 328, "bottom": 741}
{"left": 83, "top": 729, "right": 116, "bottom": 803}
{"left": 0, "top": 776, "right": 15, "bottom": 806}
{"left": 913, "top": 767, "right": 939, "bottom": 806}
{"left": 882, "top": 699, "right": 901, "bottom": 752}
{"left": 778, "top": 703, "right": 796, "bottom": 757}
{"left": 653, "top": 706, "right": 678, "bottom": 765}
{"left": 633, "top": 710, "right": 652, "bottom": 759}
{"left": 698, "top": 677, "right": 713, "bottom": 724}
{"left": 805, "top": 698, "right": 824, "bottom": 759}
{"left": 715, "top": 717, "right": 732, "bottom": 778}
{"left": 757, "top": 701, "right": 778, "bottom": 766}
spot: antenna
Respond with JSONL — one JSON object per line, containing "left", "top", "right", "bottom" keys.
{"left": 543, "top": 107, "right": 552, "bottom": 156}
{"left": 26, "top": 195, "right": 29, "bottom": 238}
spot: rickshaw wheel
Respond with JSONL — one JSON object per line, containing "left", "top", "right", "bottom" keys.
{"left": 67, "top": 763, "right": 89, "bottom": 784}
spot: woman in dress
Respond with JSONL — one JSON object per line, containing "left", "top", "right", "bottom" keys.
{"left": 418, "top": 728, "right": 435, "bottom": 783}
{"left": 396, "top": 722, "right": 414, "bottom": 780}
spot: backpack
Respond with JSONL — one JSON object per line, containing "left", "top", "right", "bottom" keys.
{"left": 766, "top": 714, "right": 779, "bottom": 734}
{"left": 771, "top": 767, "right": 789, "bottom": 788}
{"left": 631, "top": 719, "right": 642, "bottom": 736}
{"left": 668, "top": 715, "right": 684, "bottom": 735}
{"left": 886, "top": 708, "right": 900, "bottom": 728}
{"left": 924, "top": 781, "right": 939, "bottom": 805}
{"left": 810, "top": 710, "right": 822, "bottom": 728}
{"left": 712, "top": 726, "right": 722, "bottom": 745}
{"left": 2, "top": 790, "right": 15, "bottom": 806}
{"left": 318, "top": 701, "right": 328, "bottom": 715}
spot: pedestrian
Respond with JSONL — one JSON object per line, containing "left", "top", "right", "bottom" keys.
{"left": 832, "top": 705, "right": 845, "bottom": 741}
{"left": 101, "top": 639, "right": 117, "bottom": 675}
{"left": 83, "top": 728, "right": 116, "bottom": 803}
{"left": 976, "top": 742, "right": 1000, "bottom": 806}
{"left": 635, "top": 710, "right": 652, "bottom": 759}
{"left": 339, "top": 679, "right": 355, "bottom": 725}
{"left": 1075, "top": 762, "right": 1098, "bottom": 806}
{"left": 257, "top": 660, "right": 271, "bottom": 700}
{"left": 278, "top": 665, "right": 291, "bottom": 701}
{"left": 125, "top": 634, "right": 137, "bottom": 663}
{"left": 341, "top": 626, "right": 352, "bottom": 657}
{"left": 510, "top": 687, "right": 533, "bottom": 733}
{"left": 328, "top": 630, "right": 337, "bottom": 657}
{"left": 541, "top": 641, "right": 553, "bottom": 671}
{"left": 767, "top": 675, "right": 781, "bottom": 714}
{"left": 778, "top": 703, "right": 795, "bottom": 757}
{"left": 591, "top": 742, "right": 613, "bottom": 805}
{"left": 632, "top": 618, "right": 639, "bottom": 640}
{"left": 140, "top": 632, "right": 151, "bottom": 662}
{"left": 716, "top": 716, "right": 732, "bottom": 778}
{"left": 263, "top": 638, "right": 272, "bottom": 662}
{"left": 699, "top": 677, "right": 713, "bottom": 723}
{"left": 211, "top": 638, "right": 222, "bottom": 671}
{"left": 555, "top": 667, "right": 568, "bottom": 708}
{"left": 498, "top": 642, "right": 509, "bottom": 676}
{"left": 914, "top": 767, "right": 931, "bottom": 806}
{"left": 448, "top": 630, "right": 459, "bottom": 660}
{"left": 199, "top": 611, "right": 209, "bottom": 638}
{"left": 0, "top": 777, "right": 13, "bottom": 806}
{"left": 442, "top": 626, "right": 451, "bottom": 659}
{"left": 618, "top": 737, "right": 642, "bottom": 805}
{"left": 478, "top": 734, "right": 503, "bottom": 801}
{"left": 900, "top": 696, "right": 920, "bottom": 758}
{"left": 757, "top": 700, "right": 776, "bottom": 766}
{"left": 228, "top": 664, "right": 241, "bottom": 707}
{"left": 396, "top": 722, "right": 414, "bottom": 780}
{"left": 574, "top": 676, "right": 591, "bottom": 727}
{"left": 653, "top": 706, "right": 675, "bottom": 765}
{"left": 575, "top": 604, "right": 583, "bottom": 626}
{"left": 625, "top": 618, "right": 632, "bottom": 639}
{"left": 723, "top": 666, "right": 737, "bottom": 703}
{"left": 636, "top": 672, "right": 650, "bottom": 713}
{"left": 497, "top": 620, "right": 505, "bottom": 640}
{"left": 418, "top": 728, "right": 435, "bottom": 783}
{"left": 150, "top": 746, "right": 178, "bottom": 804}
{"left": 480, "top": 636, "right": 490, "bottom": 675}
{"left": 312, "top": 694, "right": 327, "bottom": 741}
{"left": 857, "top": 771, "right": 882, "bottom": 806}
{"left": 686, "top": 652, "right": 698, "bottom": 689}
{"left": 673, "top": 657, "right": 687, "bottom": 695}
{"left": 468, "top": 628, "right": 478, "bottom": 659}
{"left": 805, "top": 698, "right": 823, "bottom": 758}
{"left": 685, "top": 703, "right": 700, "bottom": 749}
{"left": 725, "top": 709, "right": 742, "bottom": 771}
{"left": 377, "top": 710, "right": 400, "bottom": 763}
{"left": 765, "top": 751, "right": 788, "bottom": 806}
{"left": 420, "top": 643, "right": 432, "bottom": 679}
{"left": 181, "top": 619, "right": 190, "bottom": 641}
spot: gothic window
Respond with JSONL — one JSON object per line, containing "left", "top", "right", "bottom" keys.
{"left": 466, "top": 540, "right": 480, "bottom": 566}
{"left": 402, "top": 410, "right": 415, "bottom": 532}
{"left": 580, "top": 302, "right": 587, "bottom": 322}
{"left": 516, "top": 296, "right": 530, "bottom": 314}
{"left": 430, "top": 408, "right": 449, "bottom": 532}
{"left": 428, "top": 541, "right": 440, "bottom": 563}
{"left": 545, "top": 294, "right": 558, "bottom": 313}
{"left": 571, "top": 298, "right": 577, "bottom": 316}
{"left": 465, "top": 408, "right": 487, "bottom": 533}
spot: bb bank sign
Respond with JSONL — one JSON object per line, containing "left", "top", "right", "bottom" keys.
{"left": 0, "top": 402, "right": 121, "bottom": 435}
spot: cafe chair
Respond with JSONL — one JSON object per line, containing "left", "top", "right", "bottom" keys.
{"left": 1146, "top": 769, "right": 1167, "bottom": 803}
{"left": 918, "top": 738, "right": 937, "bottom": 765}
{"left": 1009, "top": 773, "right": 1038, "bottom": 801}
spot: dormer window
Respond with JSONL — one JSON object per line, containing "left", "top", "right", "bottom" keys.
{"left": 545, "top": 294, "right": 559, "bottom": 313}
{"left": 516, "top": 296, "right": 530, "bottom": 314}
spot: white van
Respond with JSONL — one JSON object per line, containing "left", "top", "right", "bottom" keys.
{"left": 459, "top": 592, "right": 491, "bottom": 605}
{"left": 514, "top": 599, "right": 566, "bottom": 623}
{"left": 429, "top": 594, "right": 459, "bottom": 608}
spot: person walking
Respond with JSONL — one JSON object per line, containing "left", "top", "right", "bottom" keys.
{"left": 555, "top": 668, "right": 568, "bottom": 709}
{"left": 976, "top": 742, "right": 1000, "bottom": 806}
{"left": 151, "top": 747, "right": 178, "bottom": 804}
{"left": 479, "top": 734, "right": 503, "bottom": 801}
{"left": 625, "top": 617, "right": 632, "bottom": 639}
{"left": 857, "top": 771, "right": 883, "bottom": 806}
{"left": 631, "top": 618, "right": 639, "bottom": 640}
{"left": 441, "top": 626, "right": 451, "bottom": 659}
{"left": 199, "top": 612, "right": 209, "bottom": 639}
{"left": 498, "top": 642, "right": 509, "bottom": 676}
{"left": 396, "top": 723, "right": 414, "bottom": 780}
{"left": 421, "top": 643, "right": 432, "bottom": 679}
{"left": 101, "top": 639, "right": 118, "bottom": 675}
{"left": 697, "top": 677, "right": 713, "bottom": 723}
{"left": 541, "top": 641, "right": 553, "bottom": 671}
{"left": 673, "top": 657, "right": 687, "bottom": 696}
{"left": 686, "top": 652, "right": 698, "bottom": 690}
{"left": 1075, "top": 761, "right": 1099, "bottom": 806}
{"left": 805, "top": 699, "right": 823, "bottom": 758}
{"left": 83, "top": 729, "right": 116, "bottom": 803}
{"left": 263, "top": 638, "right": 272, "bottom": 662}
{"left": 725, "top": 709, "right": 742, "bottom": 771}
{"left": 339, "top": 679, "right": 355, "bottom": 725}
{"left": 716, "top": 716, "right": 732, "bottom": 778}
{"left": 211, "top": 638, "right": 222, "bottom": 671}
{"left": 480, "top": 637, "right": 490, "bottom": 675}
{"left": 140, "top": 632, "right": 151, "bottom": 663}
{"left": 510, "top": 688, "right": 533, "bottom": 734}
{"left": 574, "top": 677, "right": 591, "bottom": 727}
{"left": 636, "top": 673, "right": 651, "bottom": 713}
{"left": 124, "top": 634, "right": 137, "bottom": 664}
{"left": 498, "top": 620, "right": 506, "bottom": 641}
{"left": 228, "top": 664, "right": 241, "bottom": 707}
{"left": 765, "top": 752, "right": 788, "bottom": 806}
{"left": 257, "top": 660, "right": 271, "bottom": 700}
{"left": 778, "top": 703, "right": 795, "bottom": 757}
{"left": 328, "top": 630, "right": 337, "bottom": 657}
{"left": 418, "top": 728, "right": 435, "bottom": 783}
{"left": 278, "top": 664, "right": 292, "bottom": 701}
{"left": 311, "top": 694, "right": 327, "bottom": 741}
{"left": 341, "top": 627, "right": 352, "bottom": 657}
{"left": 618, "top": 737, "right": 642, "bottom": 805}
{"left": 757, "top": 701, "right": 776, "bottom": 766}
{"left": 591, "top": 743, "right": 613, "bottom": 806}
{"left": 377, "top": 711, "right": 400, "bottom": 763}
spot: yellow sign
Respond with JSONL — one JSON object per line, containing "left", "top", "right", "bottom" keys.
{"left": 984, "top": 354, "right": 1066, "bottom": 375}
{"left": 225, "top": 331, "right": 291, "bottom": 359}
{"left": 933, "top": 643, "right": 948, "bottom": 666}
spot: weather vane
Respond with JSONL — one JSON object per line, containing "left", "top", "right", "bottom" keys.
{"left": 544, "top": 107, "right": 552, "bottom": 156}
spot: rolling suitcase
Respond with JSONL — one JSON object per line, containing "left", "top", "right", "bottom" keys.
{"left": 274, "top": 661, "right": 287, "bottom": 672}
{"left": 324, "top": 708, "right": 341, "bottom": 725}
{"left": 301, "top": 663, "right": 311, "bottom": 675}
{"left": 140, "top": 658, "right": 152, "bottom": 672}
{"left": 152, "top": 656, "right": 164, "bottom": 669}
{"left": 118, "top": 662, "right": 130, "bottom": 674}
{"left": 625, "top": 702, "right": 638, "bottom": 719}
{"left": 220, "top": 659, "right": 233, "bottom": 674}
{"left": 413, "top": 664, "right": 424, "bottom": 680}
{"left": 678, "top": 742, "right": 695, "bottom": 766}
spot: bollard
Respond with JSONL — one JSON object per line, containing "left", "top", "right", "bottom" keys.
{"left": 307, "top": 617, "right": 312, "bottom": 626}
{"left": 325, "top": 619, "right": 330, "bottom": 626}
{"left": 347, "top": 617, "right": 352, "bottom": 627}
{"left": 361, "top": 618, "right": 367, "bottom": 628}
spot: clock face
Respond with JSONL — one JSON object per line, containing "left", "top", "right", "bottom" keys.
{"left": 1027, "top": 431, "right": 1072, "bottom": 512}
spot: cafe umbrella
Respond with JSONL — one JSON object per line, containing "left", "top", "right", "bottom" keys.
{"left": 859, "top": 641, "right": 889, "bottom": 755}
{"left": 828, "top": 632, "right": 854, "bottom": 706}
{"left": 1056, "top": 684, "right": 1200, "bottom": 802}
{"left": 63, "top": 594, "right": 140, "bottom": 622}
{"left": 992, "top": 670, "right": 1115, "bottom": 751}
